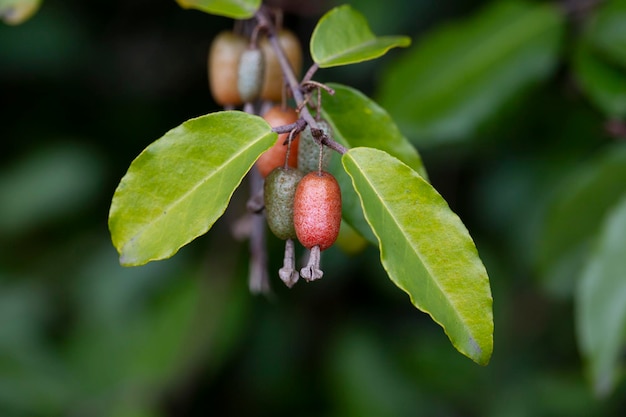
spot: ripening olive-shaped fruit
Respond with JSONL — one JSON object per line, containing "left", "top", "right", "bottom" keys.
{"left": 293, "top": 171, "right": 342, "bottom": 251}
{"left": 256, "top": 106, "right": 300, "bottom": 178}
{"left": 264, "top": 167, "right": 304, "bottom": 240}
{"left": 259, "top": 29, "right": 303, "bottom": 102}
{"left": 208, "top": 31, "right": 246, "bottom": 106}
{"left": 237, "top": 47, "right": 265, "bottom": 102}
{"left": 298, "top": 120, "right": 333, "bottom": 173}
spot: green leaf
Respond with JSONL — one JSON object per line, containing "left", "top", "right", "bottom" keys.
{"left": 342, "top": 147, "right": 493, "bottom": 365}
{"left": 320, "top": 83, "right": 427, "bottom": 245}
{"left": 0, "top": 0, "right": 40, "bottom": 25}
{"left": 576, "top": 195, "right": 626, "bottom": 398}
{"left": 572, "top": 41, "right": 626, "bottom": 119}
{"left": 310, "top": 5, "right": 411, "bottom": 68}
{"left": 537, "top": 144, "right": 626, "bottom": 288}
{"left": 108, "top": 111, "right": 276, "bottom": 266}
{"left": 175, "top": 0, "right": 260, "bottom": 19}
{"left": 586, "top": 0, "right": 626, "bottom": 69}
{"left": 377, "top": 1, "right": 564, "bottom": 146}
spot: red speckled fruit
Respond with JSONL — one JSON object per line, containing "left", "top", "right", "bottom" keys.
{"left": 256, "top": 106, "right": 300, "bottom": 178}
{"left": 293, "top": 171, "right": 342, "bottom": 251}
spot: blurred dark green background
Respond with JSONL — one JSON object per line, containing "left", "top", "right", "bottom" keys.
{"left": 2, "top": 0, "right": 626, "bottom": 416}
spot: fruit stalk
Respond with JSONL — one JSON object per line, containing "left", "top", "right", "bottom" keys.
{"left": 254, "top": 8, "right": 347, "bottom": 155}
{"left": 279, "top": 238, "right": 299, "bottom": 287}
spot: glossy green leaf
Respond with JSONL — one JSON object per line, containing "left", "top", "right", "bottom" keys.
{"left": 320, "top": 83, "right": 427, "bottom": 244}
{"left": 537, "top": 144, "right": 626, "bottom": 287}
{"left": 342, "top": 147, "right": 493, "bottom": 365}
{"left": 108, "top": 111, "right": 276, "bottom": 266}
{"left": 573, "top": 41, "right": 626, "bottom": 119}
{"left": 576, "top": 195, "right": 626, "bottom": 398}
{"left": 0, "top": 0, "right": 40, "bottom": 25}
{"left": 310, "top": 5, "right": 410, "bottom": 68}
{"left": 586, "top": 0, "right": 626, "bottom": 69}
{"left": 377, "top": 1, "right": 564, "bottom": 146}
{"left": 175, "top": 0, "right": 260, "bottom": 19}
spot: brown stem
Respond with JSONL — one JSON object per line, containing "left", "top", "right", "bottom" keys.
{"left": 272, "top": 118, "right": 306, "bottom": 135}
{"left": 254, "top": 8, "right": 348, "bottom": 155}
{"left": 302, "top": 80, "right": 335, "bottom": 95}
{"left": 243, "top": 101, "right": 270, "bottom": 295}
{"left": 248, "top": 195, "right": 271, "bottom": 294}
{"left": 302, "top": 63, "right": 320, "bottom": 84}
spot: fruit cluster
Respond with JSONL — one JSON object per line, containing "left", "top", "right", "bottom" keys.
{"left": 259, "top": 106, "right": 341, "bottom": 287}
{"left": 260, "top": 111, "right": 343, "bottom": 288}
{"left": 263, "top": 160, "right": 342, "bottom": 287}
{"left": 208, "top": 29, "right": 302, "bottom": 107}
{"left": 208, "top": 23, "right": 342, "bottom": 289}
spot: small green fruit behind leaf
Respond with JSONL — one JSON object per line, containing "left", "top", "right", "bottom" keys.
{"left": 208, "top": 31, "right": 247, "bottom": 106}
{"left": 237, "top": 47, "right": 265, "bottom": 103}
{"left": 336, "top": 220, "right": 368, "bottom": 255}
{"left": 264, "top": 167, "right": 304, "bottom": 240}
{"left": 298, "top": 120, "right": 333, "bottom": 173}
{"left": 293, "top": 171, "right": 342, "bottom": 251}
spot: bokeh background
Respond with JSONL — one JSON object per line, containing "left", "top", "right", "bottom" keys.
{"left": 2, "top": 0, "right": 626, "bottom": 416}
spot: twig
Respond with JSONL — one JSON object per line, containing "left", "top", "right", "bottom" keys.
{"left": 255, "top": 8, "right": 348, "bottom": 155}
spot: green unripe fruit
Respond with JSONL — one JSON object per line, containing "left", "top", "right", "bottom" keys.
{"left": 264, "top": 167, "right": 305, "bottom": 240}
{"left": 237, "top": 47, "right": 265, "bottom": 103}
{"left": 297, "top": 120, "right": 333, "bottom": 173}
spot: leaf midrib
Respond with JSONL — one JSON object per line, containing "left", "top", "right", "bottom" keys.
{"left": 317, "top": 36, "right": 407, "bottom": 66}
{"left": 125, "top": 130, "right": 273, "bottom": 246}
{"left": 347, "top": 154, "right": 470, "bottom": 336}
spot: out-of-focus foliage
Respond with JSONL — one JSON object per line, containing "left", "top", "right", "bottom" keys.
{"left": 0, "top": 0, "right": 40, "bottom": 24}
{"left": 573, "top": 0, "right": 626, "bottom": 118}
{"left": 2, "top": 0, "right": 626, "bottom": 416}
{"left": 586, "top": 0, "right": 626, "bottom": 69}
{"left": 377, "top": 0, "right": 565, "bottom": 146}
{"left": 576, "top": 196, "right": 626, "bottom": 398}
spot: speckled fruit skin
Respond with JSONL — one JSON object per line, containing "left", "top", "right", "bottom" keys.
{"left": 264, "top": 168, "right": 304, "bottom": 240}
{"left": 256, "top": 106, "right": 300, "bottom": 178}
{"left": 293, "top": 171, "right": 342, "bottom": 251}
{"left": 259, "top": 29, "right": 302, "bottom": 102}
{"left": 237, "top": 47, "right": 265, "bottom": 102}
{"left": 297, "top": 120, "right": 333, "bottom": 173}
{"left": 208, "top": 31, "right": 247, "bottom": 106}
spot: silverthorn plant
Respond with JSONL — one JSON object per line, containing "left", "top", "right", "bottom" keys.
{"left": 107, "top": 0, "right": 494, "bottom": 366}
